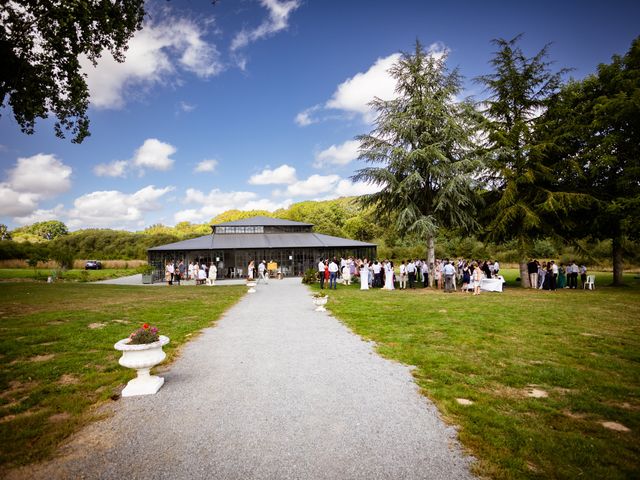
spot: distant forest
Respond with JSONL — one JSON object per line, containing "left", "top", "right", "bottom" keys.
{"left": 0, "top": 197, "right": 634, "bottom": 268}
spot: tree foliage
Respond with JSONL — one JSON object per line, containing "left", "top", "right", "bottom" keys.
{"left": 353, "top": 41, "right": 481, "bottom": 281}
{"left": 13, "top": 220, "right": 69, "bottom": 240}
{"left": 1, "top": 0, "right": 145, "bottom": 142}
{"left": 474, "top": 35, "right": 594, "bottom": 285}
{"left": 541, "top": 36, "right": 640, "bottom": 285}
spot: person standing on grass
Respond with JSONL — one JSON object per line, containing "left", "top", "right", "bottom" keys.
{"left": 527, "top": 259, "right": 538, "bottom": 289}
{"left": 165, "top": 260, "right": 173, "bottom": 286}
{"left": 328, "top": 258, "right": 339, "bottom": 289}
{"left": 558, "top": 263, "right": 567, "bottom": 288}
{"left": 580, "top": 264, "right": 587, "bottom": 288}
{"left": 461, "top": 262, "right": 471, "bottom": 293}
{"left": 569, "top": 260, "right": 578, "bottom": 289}
{"left": 318, "top": 257, "right": 326, "bottom": 289}
{"left": 360, "top": 261, "right": 370, "bottom": 290}
{"left": 493, "top": 259, "right": 500, "bottom": 276}
{"left": 550, "top": 260, "right": 558, "bottom": 291}
{"left": 443, "top": 259, "right": 456, "bottom": 293}
{"left": 399, "top": 260, "right": 407, "bottom": 289}
{"left": 372, "top": 261, "right": 382, "bottom": 288}
{"left": 188, "top": 261, "right": 194, "bottom": 280}
{"left": 208, "top": 262, "right": 217, "bottom": 286}
{"left": 407, "top": 259, "right": 416, "bottom": 288}
{"left": 472, "top": 262, "right": 482, "bottom": 295}
{"left": 415, "top": 258, "right": 422, "bottom": 284}
{"left": 421, "top": 259, "right": 429, "bottom": 287}
{"left": 178, "top": 260, "right": 185, "bottom": 282}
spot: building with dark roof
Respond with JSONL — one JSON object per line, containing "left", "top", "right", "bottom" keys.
{"left": 148, "top": 216, "right": 376, "bottom": 280}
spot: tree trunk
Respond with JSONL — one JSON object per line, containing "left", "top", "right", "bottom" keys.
{"left": 612, "top": 235, "right": 624, "bottom": 286}
{"left": 427, "top": 235, "right": 435, "bottom": 287}
{"left": 519, "top": 260, "right": 530, "bottom": 288}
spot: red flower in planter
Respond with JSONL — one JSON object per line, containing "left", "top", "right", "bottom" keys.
{"left": 142, "top": 323, "right": 149, "bottom": 330}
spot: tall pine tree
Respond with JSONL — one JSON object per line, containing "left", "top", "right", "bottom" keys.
{"left": 476, "top": 35, "right": 584, "bottom": 286}
{"left": 353, "top": 41, "right": 480, "bottom": 284}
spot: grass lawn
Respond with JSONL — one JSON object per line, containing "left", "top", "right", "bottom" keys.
{"left": 316, "top": 269, "right": 640, "bottom": 479}
{"left": 0, "top": 282, "right": 244, "bottom": 471}
{"left": 0, "top": 268, "right": 139, "bottom": 282}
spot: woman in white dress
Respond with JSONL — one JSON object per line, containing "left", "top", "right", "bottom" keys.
{"left": 207, "top": 263, "right": 217, "bottom": 286}
{"left": 384, "top": 261, "right": 395, "bottom": 290}
{"left": 360, "top": 262, "right": 369, "bottom": 290}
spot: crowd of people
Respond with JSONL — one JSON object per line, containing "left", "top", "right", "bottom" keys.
{"left": 526, "top": 259, "right": 588, "bottom": 290}
{"left": 164, "top": 256, "right": 590, "bottom": 293}
{"left": 165, "top": 259, "right": 218, "bottom": 286}
{"left": 317, "top": 257, "right": 507, "bottom": 295}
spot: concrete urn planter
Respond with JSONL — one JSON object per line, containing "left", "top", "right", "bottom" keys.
{"left": 313, "top": 295, "right": 328, "bottom": 312}
{"left": 114, "top": 335, "right": 170, "bottom": 397}
{"left": 246, "top": 280, "right": 257, "bottom": 293}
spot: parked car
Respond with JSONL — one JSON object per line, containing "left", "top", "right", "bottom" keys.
{"left": 85, "top": 260, "right": 102, "bottom": 270}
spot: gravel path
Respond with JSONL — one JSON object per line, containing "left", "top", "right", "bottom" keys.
{"left": 20, "top": 278, "right": 475, "bottom": 479}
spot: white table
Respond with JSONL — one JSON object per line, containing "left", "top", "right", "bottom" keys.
{"left": 480, "top": 277, "right": 505, "bottom": 292}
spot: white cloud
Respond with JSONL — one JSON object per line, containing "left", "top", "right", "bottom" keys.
{"left": 174, "top": 187, "right": 293, "bottom": 223}
{"left": 334, "top": 179, "right": 381, "bottom": 197}
{"left": 67, "top": 186, "right": 173, "bottom": 229}
{"left": 132, "top": 138, "right": 176, "bottom": 172}
{"left": 248, "top": 164, "right": 297, "bottom": 185}
{"left": 8, "top": 153, "right": 72, "bottom": 197}
{"left": 277, "top": 174, "right": 341, "bottom": 197}
{"left": 294, "top": 105, "right": 320, "bottom": 126}
{"left": 325, "top": 53, "right": 401, "bottom": 123}
{"left": 0, "top": 154, "right": 72, "bottom": 219}
{"left": 194, "top": 159, "right": 219, "bottom": 173}
{"left": 179, "top": 101, "right": 196, "bottom": 112}
{"left": 93, "top": 160, "right": 128, "bottom": 178}
{"left": 314, "top": 140, "right": 360, "bottom": 167}
{"left": 82, "top": 18, "right": 222, "bottom": 109}
{"left": 14, "top": 204, "right": 65, "bottom": 226}
{"left": 296, "top": 42, "right": 448, "bottom": 126}
{"left": 0, "top": 184, "right": 39, "bottom": 217}
{"left": 230, "top": 0, "right": 300, "bottom": 51}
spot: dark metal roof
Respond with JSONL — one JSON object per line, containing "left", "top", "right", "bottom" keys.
{"left": 148, "top": 232, "right": 376, "bottom": 251}
{"left": 213, "top": 216, "right": 313, "bottom": 227}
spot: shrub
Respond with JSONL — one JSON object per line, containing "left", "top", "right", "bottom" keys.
{"left": 301, "top": 268, "right": 319, "bottom": 284}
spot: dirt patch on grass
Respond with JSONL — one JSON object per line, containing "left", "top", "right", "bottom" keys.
{"left": 562, "top": 410, "right": 587, "bottom": 420}
{"left": 484, "top": 384, "right": 527, "bottom": 399}
{"left": 601, "top": 421, "right": 631, "bottom": 432}
{"left": 527, "top": 388, "right": 548, "bottom": 398}
{"left": 58, "top": 374, "right": 79, "bottom": 385}
{"left": 29, "top": 354, "right": 55, "bottom": 362}
{"left": 0, "top": 409, "right": 37, "bottom": 424}
{"left": 0, "top": 380, "right": 39, "bottom": 399}
{"left": 87, "top": 323, "right": 106, "bottom": 329}
{"left": 48, "top": 412, "right": 71, "bottom": 423}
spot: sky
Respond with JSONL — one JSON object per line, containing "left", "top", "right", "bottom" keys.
{"left": 1, "top": 0, "right": 639, "bottom": 231}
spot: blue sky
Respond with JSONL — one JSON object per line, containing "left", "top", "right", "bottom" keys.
{"left": 1, "top": 0, "right": 639, "bottom": 231}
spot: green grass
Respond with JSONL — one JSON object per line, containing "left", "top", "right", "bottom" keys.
{"left": 0, "top": 268, "right": 138, "bottom": 282}
{"left": 316, "top": 270, "right": 640, "bottom": 479}
{"left": 0, "top": 282, "right": 244, "bottom": 471}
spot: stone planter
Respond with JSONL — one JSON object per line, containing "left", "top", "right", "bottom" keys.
{"left": 141, "top": 274, "right": 153, "bottom": 284}
{"left": 313, "top": 295, "right": 328, "bottom": 312}
{"left": 114, "top": 335, "right": 170, "bottom": 397}
{"left": 246, "top": 280, "right": 257, "bottom": 293}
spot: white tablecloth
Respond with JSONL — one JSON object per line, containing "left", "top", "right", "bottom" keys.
{"left": 481, "top": 277, "right": 504, "bottom": 292}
